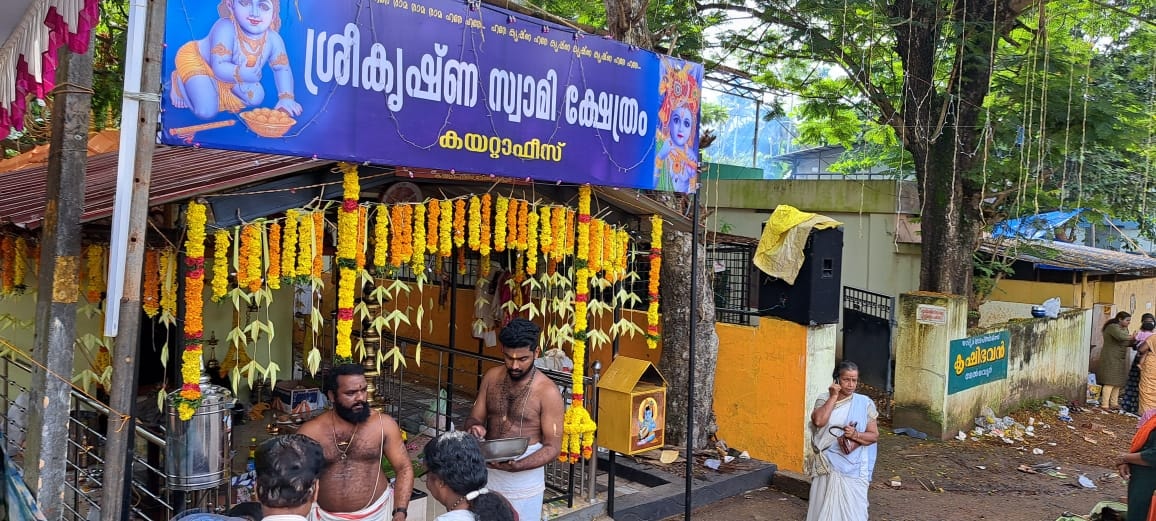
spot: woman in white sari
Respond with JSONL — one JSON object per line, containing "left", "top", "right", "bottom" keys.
{"left": 807, "top": 361, "right": 880, "bottom": 521}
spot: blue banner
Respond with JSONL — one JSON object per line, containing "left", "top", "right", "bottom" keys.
{"left": 160, "top": 0, "right": 704, "bottom": 192}
{"left": 947, "top": 331, "right": 1010, "bottom": 394}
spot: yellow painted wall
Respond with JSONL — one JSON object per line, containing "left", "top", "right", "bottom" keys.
{"left": 987, "top": 280, "right": 1080, "bottom": 307}
{"left": 713, "top": 317, "right": 809, "bottom": 472}
{"left": 1112, "top": 278, "right": 1156, "bottom": 318}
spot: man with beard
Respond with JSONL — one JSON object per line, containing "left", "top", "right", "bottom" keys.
{"left": 298, "top": 364, "right": 413, "bottom": 521}
{"left": 464, "top": 318, "right": 564, "bottom": 521}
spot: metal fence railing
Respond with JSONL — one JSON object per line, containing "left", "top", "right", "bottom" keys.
{"left": 707, "top": 242, "right": 757, "bottom": 325}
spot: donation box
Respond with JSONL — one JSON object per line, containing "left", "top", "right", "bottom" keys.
{"left": 596, "top": 357, "right": 668, "bottom": 455}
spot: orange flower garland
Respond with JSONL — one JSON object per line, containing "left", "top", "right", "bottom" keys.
{"left": 282, "top": 209, "right": 299, "bottom": 282}
{"left": 177, "top": 201, "right": 208, "bottom": 420}
{"left": 561, "top": 185, "right": 597, "bottom": 462}
{"left": 589, "top": 219, "right": 604, "bottom": 274}
{"left": 356, "top": 206, "right": 368, "bottom": 270}
{"left": 515, "top": 200, "right": 528, "bottom": 251}
{"left": 268, "top": 222, "right": 282, "bottom": 290}
{"left": 480, "top": 194, "right": 492, "bottom": 276}
{"left": 603, "top": 224, "right": 615, "bottom": 282}
{"left": 494, "top": 196, "right": 508, "bottom": 253}
{"left": 412, "top": 202, "right": 427, "bottom": 276}
{"left": 399, "top": 204, "right": 413, "bottom": 264}
{"left": 0, "top": 236, "right": 15, "bottom": 295}
{"left": 211, "top": 230, "right": 230, "bottom": 302}
{"left": 312, "top": 211, "right": 324, "bottom": 280}
{"left": 237, "top": 226, "right": 252, "bottom": 290}
{"left": 12, "top": 237, "right": 27, "bottom": 292}
{"left": 142, "top": 249, "right": 160, "bottom": 317}
{"left": 84, "top": 243, "right": 104, "bottom": 303}
{"left": 335, "top": 164, "right": 360, "bottom": 365}
{"left": 427, "top": 199, "right": 440, "bottom": 255}
{"left": 390, "top": 204, "right": 405, "bottom": 268}
{"left": 647, "top": 215, "right": 662, "bottom": 350}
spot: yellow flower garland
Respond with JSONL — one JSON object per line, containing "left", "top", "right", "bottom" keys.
{"left": 159, "top": 247, "right": 178, "bottom": 321}
{"left": 480, "top": 194, "right": 492, "bottom": 276}
{"left": 468, "top": 196, "right": 481, "bottom": 252}
{"left": 312, "top": 211, "right": 325, "bottom": 280}
{"left": 13, "top": 237, "right": 27, "bottom": 291}
{"left": 237, "top": 226, "right": 252, "bottom": 290}
{"left": 647, "top": 215, "right": 662, "bottom": 350}
{"left": 589, "top": 219, "right": 604, "bottom": 274}
{"left": 453, "top": 199, "right": 467, "bottom": 249}
{"left": 211, "top": 230, "right": 230, "bottom": 302}
{"left": 246, "top": 224, "right": 263, "bottom": 293}
{"left": 550, "top": 207, "right": 566, "bottom": 263}
{"left": 439, "top": 199, "right": 453, "bottom": 258}
{"left": 0, "top": 236, "right": 14, "bottom": 295}
{"left": 494, "top": 196, "right": 508, "bottom": 253}
{"left": 335, "top": 163, "right": 360, "bottom": 365}
{"left": 282, "top": 209, "right": 299, "bottom": 282}
{"left": 427, "top": 199, "right": 440, "bottom": 256}
{"left": 296, "top": 213, "right": 313, "bottom": 284}
{"left": 177, "top": 201, "right": 208, "bottom": 420}
{"left": 356, "top": 206, "right": 368, "bottom": 270}
{"left": 373, "top": 204, "right": 389, "bottom": 270}
{"left": 390, "top": 204, "right": 404, "bottom": 268}
{"left": 412, "top": 202, "right": 427, "bottom": 276}
{"left": 526, "top": 208, "right": 539, "bottom": 276}
{"left": 564, "top": 209, "right": 576, "bottom": 257}
{"left": 539, "top": 206, "right": 553, "bottom": 256}
{"left": 268, "top": 222, "right": 282, "bottom": 290}
{"left": 142, "top": 248, "right": 160, "bottom": 318}
{"left": 561, "top": 184, "right": 597, "bottom": 462}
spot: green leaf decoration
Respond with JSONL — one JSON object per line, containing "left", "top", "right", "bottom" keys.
{"left": 306, "top": 347, "right": 322, "bottom": 376}
{"left": 160, "top": 341, "right": 169, "bottom": 370}
{"left": 265, "top": 361, "right": 281, "bottom": 389}
{"left": 414, "top": 342, "right": 422, "bottom": 367}
{"left": 157, "top": 389, "right": 167, "bottom": 412}
{"left": 311, "top": 308, "right": 325, "bottom": 332}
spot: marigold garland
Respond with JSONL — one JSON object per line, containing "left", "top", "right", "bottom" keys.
{"left": 355, "top": 206, "right": 368, "bottom": 270}
{"left": 480, "top": 194, "right": 492, "bottom": 276}
{"left": 617, "top": 229, "right": 631, "bottom": 282}
{"left": 211, "top": 230, "right": 231, "bottom": 302}
{"left": 389, "top": 204, "right": 404, "bottom": 268}
{"left": 494, "top": 196, "right": 509, "bottom": 253}
{"left": 468, "top": 196, "right": 481, "bottom": 251}
{"left": 647, "top": 215, "right": 663, "bottom": 350}
{"left": 564, "top": 209, "right": 576, "bottom": 257}
{"left": 439, "top": 199, "right": 453, "bottom": 258}
{"left": 526, "top": 208, "right": 539, "bottom": 277}
{"left": 508, "top": 197, "right": 519, "bottom": 251}
{"left": 550, "top": 207, "right": 566, "bottom": 263}
{"left": 142, "top": 248, "right": 160, "bottom": 317}
{"left": 296, "top": 213, "right": 313, "bottom": 284}
{"left": 589, "top": 220, "right": 604, "bottom": 274}
{"left": 237, "top": 226, "right": 252, "bottom": 290}
{"left": 0, "top": 236, "right": 14, "bottom": 295}
{"left": 539, "top": 206, "right": 553, "bottom": 256}
{"left": 427, "top": 199, "right": 440, "bottom": 255}
{"left": 412, "top": 202, "right": 427, "bottom": 276}
{"left": 312, "top": 211, "right": 325, "bottom": 279}
{"left": 561, "top": 184, "right": 596, "bottom": 462}
{"left": 282, "top": 209, "right": 299, "bottom": 282}
{"left": 83, "top": 243, "right": 104, "bottom": 303}
{"left": 159, "top": 247, "right": 178, "bottom": 320}
{"left": 13, "top": 237, "right": 27, "bottom": 291}
{"left": 602, "top": 224, "right": 615, "bottom": 282}
{"left": 515, "top": 200, "right": 528, "bottom": 251}
{"left": 177, "top": 201, "right": 208, "bottom": 420}
{"left": 399, "top": 204, "right": 414, "bottom": 264}
{"left": 453, "top": 199, "right": 467, "bottom": 249}
{"left": 246, "top": 224, "right": 263, "bottom": 293}
{"left": 335, "top": 163, "right": 360, "bottom": 366}
{"left": 373, "top": 204, "right": 389, "bottom": 270}
{"left": 268, "top": 222, "right": 282, "bottom": 290}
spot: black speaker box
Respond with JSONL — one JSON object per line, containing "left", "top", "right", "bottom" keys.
{"left": 757, "top": 227, "right": 843, "bottom": 325}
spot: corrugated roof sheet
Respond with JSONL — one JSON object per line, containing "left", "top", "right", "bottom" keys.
{"left": 979, "top": 238, "right": 1156, "bottom": 274}
{"left": 0, "top": 146, "right": 322, "bottom": 228}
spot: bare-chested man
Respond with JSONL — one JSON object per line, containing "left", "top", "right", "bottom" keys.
{"left": 464, "top": 318, "right": 564, "bottom": 521}
{"left": 298, "top": 364, "right": 413, "bottom": 521}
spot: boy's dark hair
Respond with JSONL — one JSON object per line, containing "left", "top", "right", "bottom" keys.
{"left": 254, "top": 434, "right": 326, "bottom": 508}
{"left": 326, "top": 363, "right": 366, "bottom": 395}
{"left": 498, "top": 318, "right": 540, "bottom": 351}
{"left": 424, "top": 431, "right": 516, "bottom": 521}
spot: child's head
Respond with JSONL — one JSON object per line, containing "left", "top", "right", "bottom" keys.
{"left": 669, "top": 105, "right": 694, "bottom": 148}
{"left": 657, "top": 59, "right": 700, "bottom": 149}
{"left": 219, "top": 0, "right": 282, "bottom": 35}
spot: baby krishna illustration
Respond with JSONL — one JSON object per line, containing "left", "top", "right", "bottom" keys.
{"left": 654, "top": 57, "right": 701, "bottom": 193}
{"left": 170, "top": 0, "right": 302, "bottom": 119}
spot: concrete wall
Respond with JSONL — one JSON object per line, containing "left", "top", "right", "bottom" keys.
{"left": 894, "top": 292, "right": 1091, "bottom": 439}
{"left": 713, "top": 317, "right": 836, "bottom": 472}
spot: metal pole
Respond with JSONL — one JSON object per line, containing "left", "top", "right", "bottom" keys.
{"left": 685, "top": 189, "right": 701, "bottom": 520}
{"left": 606, "top": 281, "right": 621, "bottom": 515}
{"left": 446, "top": 252, "right": 459, "bottom": 432}
{"left": 102, "top": 0, "right": 166, "bottom": 519}
{"left": 586, "top": 361, "right": 600, "bottom": 503}
{"left": 23, "top": 41, "right": 94, "bottom": 520}
{"left": 752, "top": 99, "right": 762, "bottom": 169}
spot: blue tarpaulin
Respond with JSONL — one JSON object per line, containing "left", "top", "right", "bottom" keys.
{"left": 2, "top": 432, "right": 48, "bottom": 521}
{"left": 991, "top": 209, "right": 1087, "bottom": 240}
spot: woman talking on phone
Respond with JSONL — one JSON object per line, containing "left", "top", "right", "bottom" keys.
{"left": 806, "top": 361, "right": 880, "bottom": 521}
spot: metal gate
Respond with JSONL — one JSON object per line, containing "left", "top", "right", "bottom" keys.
{"left": 842, "top": 287, "right": 894, "bottom": 400}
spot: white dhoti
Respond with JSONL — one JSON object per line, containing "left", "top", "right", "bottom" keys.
{"left": 806, "top": 470, "right": 869, "bottom": 521}
{"left": 487, "top": 443, "right": 545, "bottom": 521}
{"left": 309, "top": 486, "right": 393, "bottom": 521}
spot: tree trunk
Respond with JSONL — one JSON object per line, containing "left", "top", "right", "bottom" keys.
{"left": 656, "top": 222, "right": 720, "bottom": 449}
{"left": 603, "top": 0, "right": 653, "bottom": 49}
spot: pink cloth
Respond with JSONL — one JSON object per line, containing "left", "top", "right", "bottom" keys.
{"left": 0, "top": 0, "right": 99, "bottom": 141}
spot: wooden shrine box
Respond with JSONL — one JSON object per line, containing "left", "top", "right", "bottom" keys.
{"left": 596, "top": 357, "right": 668, "bottom": 455}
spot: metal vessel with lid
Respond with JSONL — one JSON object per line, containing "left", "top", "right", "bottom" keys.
{"left": 165, "top": 374, "right": 236, "bottom": 491}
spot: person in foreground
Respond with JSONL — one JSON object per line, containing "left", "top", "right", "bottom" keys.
{"left": 299, "top": 364, "right": 414, "bottom": 521}
{"left": 1119, "top": 409, "right": 1156, "bottom": 520}
{"left": 806, "top": 361, "right": 879, "bottom": 521}
{"left": 423, "top": 430, "right": 518, "bottom": 521}
{"left": 254, "top": 434, "right": 326, "bottom": 521}
{"left": 464, "top": 318, "right": 564, "bottom": 521}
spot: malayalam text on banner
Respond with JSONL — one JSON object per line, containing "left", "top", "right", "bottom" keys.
{"left": 160, "top": 0, "right": 705, "bottom": 192}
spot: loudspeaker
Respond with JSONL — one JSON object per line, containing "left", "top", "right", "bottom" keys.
{"left": 757, "top": 228, "right": 843, "bottom": 325}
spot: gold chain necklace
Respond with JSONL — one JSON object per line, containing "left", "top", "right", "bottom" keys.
{"left": 331, "top": 419, "right": 360, "bottom": 461}
{"left": 232, "top": 19, "right": 268, "bottom": 68}
{"left": 497, "top": 368, "right": 535, "bottom": 438}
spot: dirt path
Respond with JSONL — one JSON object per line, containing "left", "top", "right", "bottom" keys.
{"left": 660, "top": 405, "right": 1135, "bottom": 521}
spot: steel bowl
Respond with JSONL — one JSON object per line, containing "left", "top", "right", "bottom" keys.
{"left": 479, "top": 437, "right": 530, "bottom": 462}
